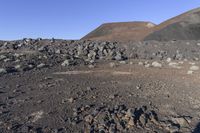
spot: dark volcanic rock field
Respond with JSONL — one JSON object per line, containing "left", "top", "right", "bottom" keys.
{"left": 1, "top": 39, "right": 200, "bottom": 132}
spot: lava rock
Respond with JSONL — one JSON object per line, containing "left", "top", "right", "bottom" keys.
{"left": 152, "top": 61, "right": 162, "bottom": 68}
{"left": 190, "top": 65, "right": 199, "bottom": 71}
{"left": 61, "top": 60, "right": 74, "bottom": 66}
{"left": 0, "top": 68, "right": 7, "bottom": 75}
{"left": 37, "top": 63, "right": 46, "bottom": 68}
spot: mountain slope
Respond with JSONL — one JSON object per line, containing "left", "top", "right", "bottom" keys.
{"left": 144, "top": 7, "right": 200, "bottom": 41}
{"left": 82, "top": 21, "right": 156, "bottom": 42}
{"left": 82, "top": 7, "right": 200, "bottom": 42}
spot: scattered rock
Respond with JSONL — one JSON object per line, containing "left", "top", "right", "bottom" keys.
{"left": 115, "top": 53, "right": 123, "bottom": 61}
{"left": 37, "top": 63, "right": 46, "bottom": 68}
{"left": 187, "top": 70, "right": 193, "bottom": 75}
{"left": 174, "top": 50, "right": 183, "bottom": 60}
{"left": 0, "top": 68, "right": 7, "bottom": 75}
{"left": 119, "top": 61, "right": 127, "bottom": 64}
{"left": 4, "top": 58, "right": 11, "bottom": 62}
{"left": 29, "top": 110, "right": 44, "bottom": 123}
{"left": 126, "top": 108, "right": 134, "bottom": 117}
{"left": 61, "top": 60, "right": 74, "bottom": 67}
{"left": 38, "top": 46, "right": 47, "bottom": 52}
{"left": 166, "top": 58, "right": 172, "bottom": 62}
{"left": 88, "top": 64, "right": 95, "bottom": 68}
{"left": 152, "top": 61, "right": 162, "bottom": 68}
{"left": 14, "top": 65, "right": 21, "bottom": 70}
{"left": 190, "top": 65, "right": 199, "bottom": 71}
{"left": 84, "top": 115, "right": 94, "bottom": 124}
{"left": 55, "top": 49, "right": 61, "bottom": 54}
{"left": 109, "top": 62, "right": 116, "bottom": 68}
{"left": 0, "top": 55, "right": 6, "bottom": 61}
{"left": 189, "top": 62, "right": 195, "bottom": 65}
{"left": 68, "top": 97, "right": 75, "bottom": 103}
{"left": 128, "top": 118, "right": 135, "bottom": 127}
{"left": 51, "top": 38, "right": 55, "bottom": 43}
{"left": 166, "top": 124, "right": 180, "bottom": 133}
{"left": 139, "top": 114, "right": 147, "bottom": 126}
{"left": 68, "top": 105, "right": 178, "bottom": 132}
{"left": 86, "top": 87, "right": 93, "bottom": 91}
{"left": 172, "top": 117, "right": 190, "bottom": 128}
{"left": 136, "top": 85, "right": 141, "bottom": 90}
{"left": 129, "top": 61, "right": 134, "bottom": 65}
{"left": 109, "top": 94, "right": 118, "bottom": 99}
{"left": 145, "top": 64, "right": 151, "bottom": 68}
{"left": 169, "top": 62, "right": 181, "bottom": 69}
{"left": 138, "top": 62, "right": 143, "bottom": 66}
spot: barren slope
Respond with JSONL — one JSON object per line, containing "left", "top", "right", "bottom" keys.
{"left": 144, "top": 7, "right": 200, "bottom": 41}
{"left": 83, "top": 7, "right": 200, "bottom": 42}
{"left": 82, "top": 22, "right": 156, "bottom": 42}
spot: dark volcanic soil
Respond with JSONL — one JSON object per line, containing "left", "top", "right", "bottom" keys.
{"left": 144, "top": 7, "right": 200, "bottom": 41}
{"left": 0, "top": 39, "right": 200, "bottom": 133}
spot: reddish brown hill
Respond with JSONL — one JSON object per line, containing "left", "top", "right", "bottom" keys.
{"left": 82, "top": 7, "right": 200, "bottom": 42}
{"left": 82, "top": 21, "right": 156, "bottom": 42}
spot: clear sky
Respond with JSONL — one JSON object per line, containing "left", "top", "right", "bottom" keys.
{"left": 0, "top": 0, "right": 200, "bottom": 40}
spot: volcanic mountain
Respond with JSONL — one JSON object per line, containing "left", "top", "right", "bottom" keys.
{"left": 82, "top": 7, "right": 200, "bottom": 41}
{"left": 82, "top": 21, "right": 156, "bottom": 42}
{"left": 144, "top": 7, "right": 200, "bottom": 41}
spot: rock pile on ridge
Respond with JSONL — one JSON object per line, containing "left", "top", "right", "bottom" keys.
{"left": 2, "top": 39, "right": 200, "bottom": 76}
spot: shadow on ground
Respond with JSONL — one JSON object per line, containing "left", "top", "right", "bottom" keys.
{"left": 193, "top": 122, "right": 200, "bottom": 133}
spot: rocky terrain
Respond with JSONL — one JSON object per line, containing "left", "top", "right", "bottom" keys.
{"left": 0, "top": 38, "right": 200, "bottom": 132}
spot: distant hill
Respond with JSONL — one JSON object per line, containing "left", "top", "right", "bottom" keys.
{"left": 82, "top": 7, "right": 200, "bottom": 42}
{"left": 144, "top": 7, "right": 200, "bottom": 41}
{"left": 82, "top": 21, "right": 156, "bottom": 42}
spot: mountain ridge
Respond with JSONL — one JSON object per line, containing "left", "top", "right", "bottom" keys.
{"left": 82, "top": 7, "right": 200, "bottom": 42}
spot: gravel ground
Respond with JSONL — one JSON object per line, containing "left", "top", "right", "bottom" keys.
{"left": 0, "top": 39, "right": 200, "bottom": 132}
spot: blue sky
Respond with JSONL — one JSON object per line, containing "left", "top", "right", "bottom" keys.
{"left": 0, "top": 0, "right": 200, "bottom": 40}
